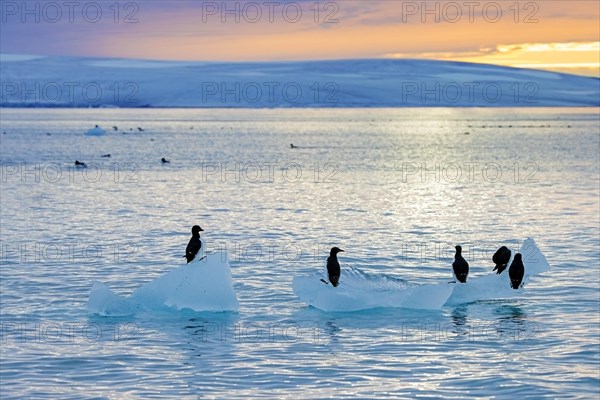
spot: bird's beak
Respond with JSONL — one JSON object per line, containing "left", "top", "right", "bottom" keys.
{"left": 339, "top": 249, "right": 345, "bottom": 252}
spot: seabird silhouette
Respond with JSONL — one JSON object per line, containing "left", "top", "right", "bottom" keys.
{"left": 185, "top": 225, "right": 204, "bottom": 263}
{"left": 509, "top": 253, "right": 525, "bottom": 289}
{"left": 492, "top": 246, "right": 511, "bottom": 274}
{"left": 452, "top": 245, "right": 469, "bottom": 283}
{"left": 326, "top": 247, "right": 344, "bottom": 287}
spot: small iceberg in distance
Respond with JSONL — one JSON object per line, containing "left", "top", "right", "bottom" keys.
{"left": 87, "top": 252, "right": 239, "bottom": 316}
{"left": 85, "top": 125, "right": 106, "bottom": 136}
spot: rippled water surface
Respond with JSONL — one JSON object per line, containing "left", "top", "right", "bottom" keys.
{"left": 1, "top": 108, "right": 599, "bottom": 399}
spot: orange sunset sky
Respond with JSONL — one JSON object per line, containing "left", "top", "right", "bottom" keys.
{"left": 1, "top": 0, "right": 599, "bottom": 76}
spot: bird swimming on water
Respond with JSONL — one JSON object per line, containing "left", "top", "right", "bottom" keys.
{"left": 185, "top": 225, "right": 204, "bottom": 263}
{"left": 161, "top": 157, "right": 170, "bottom": 163}
{"left": 452, "top": 245, "right": 469, "bottom": 283}
{"left": 509, "top": 253, "right": 525, "bottom": 289}
{"left": 326, "top": 247, "right": 344, "bottom": 287}
{"left": 492, "top": 246, "right": 511, "bottom": 274}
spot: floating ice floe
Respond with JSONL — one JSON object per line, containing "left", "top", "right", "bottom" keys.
{"left": 293, "top": 238, "right": 549, "bottom": 312}
{"left": 87, "top": 252, "right": 239, "bottom": 316}
{"left": 85, "top": 125, "right": 106, "bottom": 136}
{"left": 293, "top": 270, "right": 453, "bottom": 312}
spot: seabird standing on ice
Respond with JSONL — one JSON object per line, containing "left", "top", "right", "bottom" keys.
{"left": 326, "top": 247, "right": 344, "bottom": 287}
{"left": 492, "top": 246, "right": 511, "bottom": 274}
{"left": 509, "top": 253, "right": 525, "bottom": 289}
{"left": 185, "top": 225, "right": 204, "bottom": 263}
{"left": 452, "top": 245, "right": 469, "bottom": 283}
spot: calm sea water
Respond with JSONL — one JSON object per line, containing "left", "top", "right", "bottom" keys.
{"left": 1, "top": 108, "right": 598, "bottom": 399}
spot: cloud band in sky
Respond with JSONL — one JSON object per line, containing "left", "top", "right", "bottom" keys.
{"left": 1, "top": 1, "right": 598, "bottom": 76}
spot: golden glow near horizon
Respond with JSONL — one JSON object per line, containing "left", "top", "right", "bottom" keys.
{"left": 1, "top": 1, "right": 598, "bottom": 77}
{"left": 386, "top": 41, "right": 600, "bottom": 77}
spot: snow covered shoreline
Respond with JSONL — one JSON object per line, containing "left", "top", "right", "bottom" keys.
{"left": 2, "top": 54, "right": 598, "bottom": 108}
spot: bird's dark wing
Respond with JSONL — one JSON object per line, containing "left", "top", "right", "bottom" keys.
{"left": 493, "top": 247, "right": 511, "bottom": 265}
{"left": 501, "top": 249, "right": 512, "bottom": 265}
{"left": 326, "top": 256, "right": 341, "bottom": 287}
{"left": 453, "top": 257, "right": 469, "bottom": 283}
{"left": 327, "top": 256, "right": 340, "bottom": 274}
{"left": 185, "top": 238, "right": 202, "bottom": 263}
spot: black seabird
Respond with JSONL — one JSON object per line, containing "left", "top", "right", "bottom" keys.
{"left": 74, "top": 160, "right": 87, "bottom": 168}
{"left": 326, "top": 247, "right": 344, "bottom": 287}
{"left": 492, "top": 246, "right": 512, "bottom": 274}
{"left": 509, "top": 253, "right": 525, "bottom": 289}
{"left": 185, "top": 225, "right": 204, "bottom": 263}
{"left": 101, "top": 154, "right": 111, "bottom": 158}
{"left": 161, "top": 157, "right": 170, "bottom": 163}
{"left": 452, "top": 245, "right": 469, "bottom": 283}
